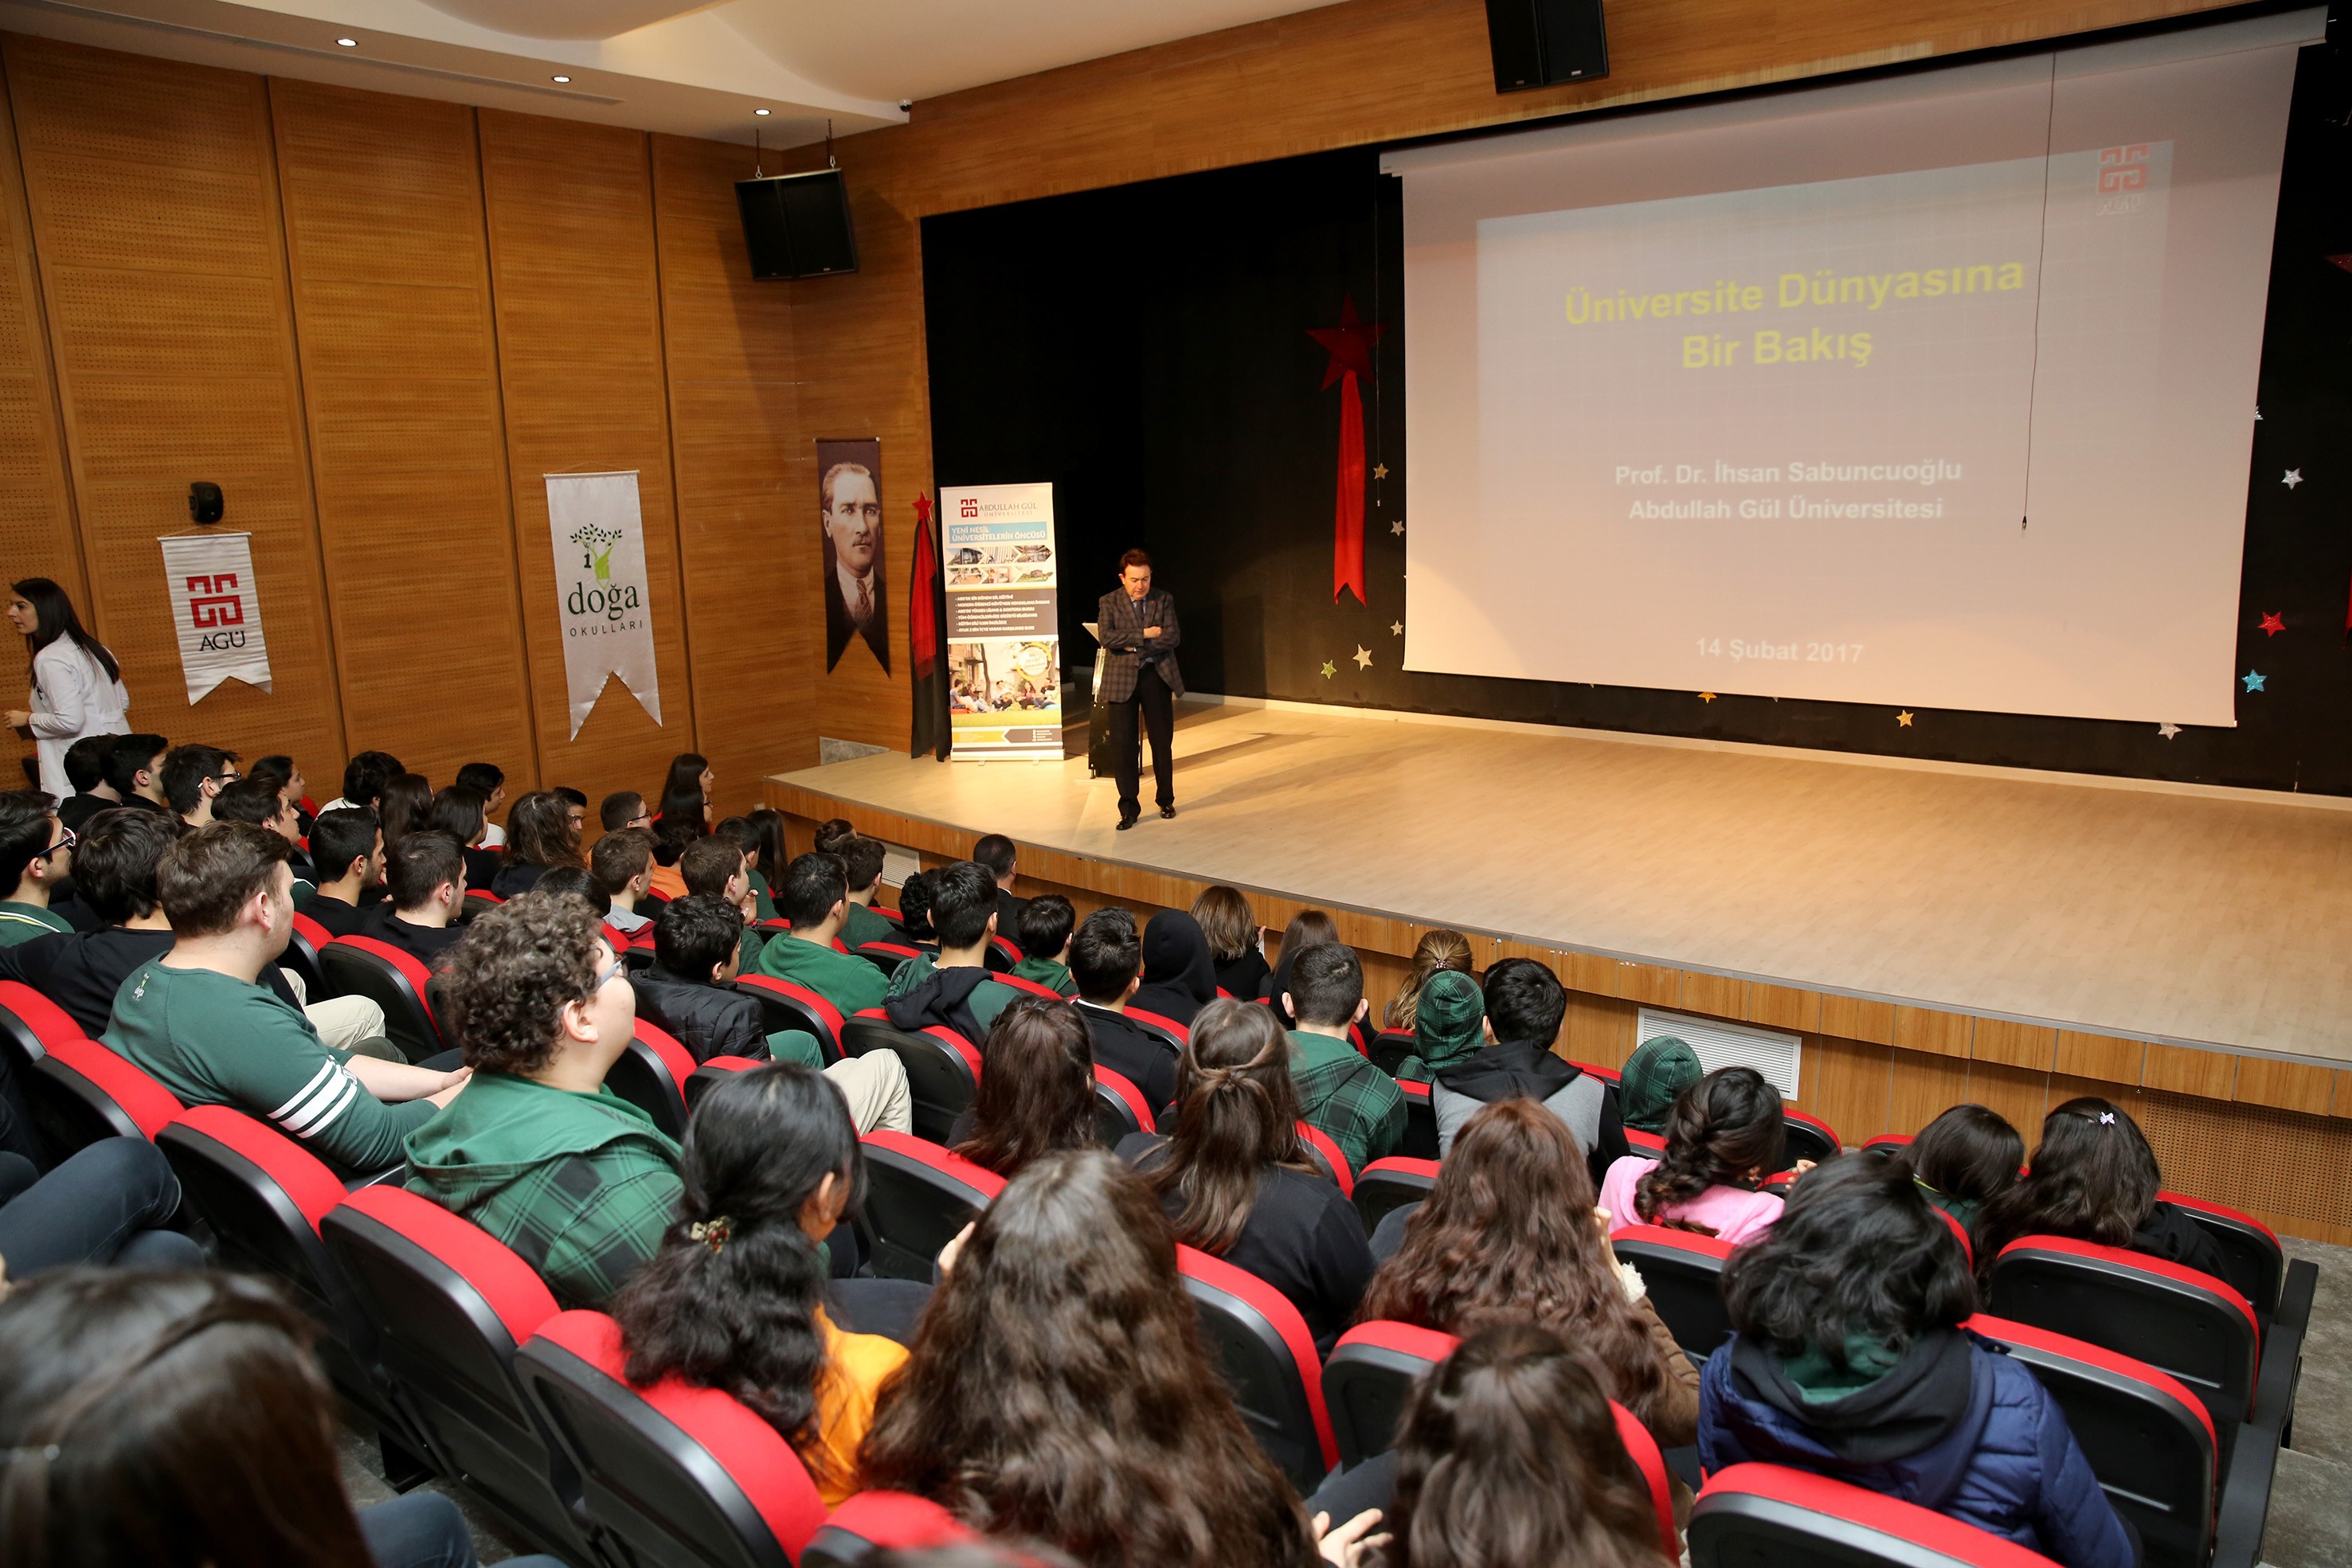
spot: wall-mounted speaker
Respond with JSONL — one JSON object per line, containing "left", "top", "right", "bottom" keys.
{"left": 735, "top": 168, "right": 859, "bottom": 280}
{"left": 1483, "top": 0, "right": 1609, "bottom": 92}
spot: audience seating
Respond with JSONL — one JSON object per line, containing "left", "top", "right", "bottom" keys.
{"left": 1369, "top": 1029, "right": 1415, "bottom": 1076}
{"left": 2160, "top": 1190, "right": 2286, "bottom": 1321}
{"left": 284, "top": 911, "right": 332, "bottom": 997}
{"left": 515, "top": 1309, "right": 828, "bottom": 1568}
{"left": 993, "top": 973, "right": 1063, "bottom": 999}
{"left": 732, "top": 976, "right": 846, "bottom": 1064}
{"left": 320, "top": 936, "right": 446, "bottom": 1063}
{"left": 1352, "top": 1156, "right": 1439, "bottom": 1234}
{"left": 1395, "top": 1078, "right": 1439, "bottom": 1159}
{"left": 1294, "top": 1120, "right": 1353, "bottom": 1196}
{"left": 984, "top": 935, "right": 1021, "bottom": 972}
{"left": 858, "top": 1130, "right": 1004, "bottom": 1281}
{"left": 1323, "top": 1320, "right": 1458, "bottom": 1466}
{"left": 1125, "top": 1006, "right": 1190, "bottom": 1053}
{"left": 1625, "top": 1126, "right": 1667, "bottom": 1153}
{"left": 843, "top": 1010, "right": 980, "bottom": 1144}
{"left": 1610, "top": 1223, "right": 1737, "bottom": 1358}
{"left": 26, "top": 1036, "right": 182, "bottom": 1152}
{"left": 321, "top": 1185, "right": 600, "bottom": 1564}
{"left": 851, "top": 940, "right": 922, "bottom": 976}
{"left": 464, "top": 889, "right": 503, "bottom": 916}
{"left": 1176, "top": 1241, "right": 1339, "bottom": 1492}
{"left": 1612, "top": 1398, "right": 1683, "bottom": 1565}
{"left": 683, "top": 1054, "right": 761, "bottom": 1112}
{"left": 800, "top": 1492, "right": 976, "bottom": 1566}
{"left": 605, "top": 1023, "right": 699, "bottom": 1142}
{"left": 1092, "top": 1064, "right": 1155, "bottom": 1144}
{"left": 1783, "top": 1109, "right": 1841, "bottom": 1164}
{"left": 0, "top": 978, "right": 74, "bottom": 1075}
{"left": 1692, "top": 1462, "right": 2069, "bottom": 1568}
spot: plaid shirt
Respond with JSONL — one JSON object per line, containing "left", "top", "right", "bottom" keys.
{"left": 1287, "top": 1029, "right": 1405, "bottom": 1176}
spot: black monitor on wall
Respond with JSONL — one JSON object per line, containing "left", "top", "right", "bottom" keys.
{"left": 735, "top": 168, "right": 859, "bottom": 280}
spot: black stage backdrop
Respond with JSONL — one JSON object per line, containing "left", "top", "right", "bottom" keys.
{"left": 922, "top": 33, "right": 2352, "bottom": 794}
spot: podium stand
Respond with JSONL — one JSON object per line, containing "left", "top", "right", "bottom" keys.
{"left": 1080, "top": 621, "right": 1116, "bottom": 777}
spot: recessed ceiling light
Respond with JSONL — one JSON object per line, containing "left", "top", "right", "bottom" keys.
{"left": 551, "top": 75, "right": 570, "bottom": 83}
{"left": 335, "top": 37, "right": 357, "bottom": 46}
{"left": 754, "top": 108, "right": 771, "bottom": 115}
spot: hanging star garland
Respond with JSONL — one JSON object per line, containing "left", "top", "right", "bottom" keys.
{"left": 2282, "top": 469, "right": 2304, "bottom": 489}
{"left": 1700, "top": 692, "right": 1717, "bottom": 703}
{"left": 1307, "top": 295, "right": 1386, "bottom": 605}
{"left": 1391, "top": 621, "right": 1403, "bottom": 636}
{"left": 2259, "top": 612, "right": 2284, "bottom": 636}
{"left": 1372, "top": 463, "right": 1388, "bottom": 480}
{"left": 1390, "top": 519, "right": 1404, "bottom": 536}
{"left": 2157, "top": 722, "right": 2181, "bottom": 740}
{"left": 2242, "top": 671, "right": 2266, "bottom": 692}
{"left": 1352, "top": 646, "right": 1372, "bottom": 671}
{"left": 1896, "top": 710, "right": 1916, "bottom": 727}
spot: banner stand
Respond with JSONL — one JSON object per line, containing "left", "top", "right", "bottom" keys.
{"left": 938, "top": 484, "right": 1063, "bottom": 761}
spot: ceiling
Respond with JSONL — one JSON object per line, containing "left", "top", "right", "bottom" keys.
{"left": 0, "top": 0, "right": 1349, "bottom": 145}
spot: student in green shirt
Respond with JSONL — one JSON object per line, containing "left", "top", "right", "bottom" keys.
{"left": 1282, "top": 941, "right": 1404, "bottom": 1177}
{"left": 102, "top": 823, "right": 465, "bottom": 1174}
{"left": 882, "top": 861, "right": 1024, "bottom": 1046}
{"left": 681, "top": 835, "right": 767, "bottom": 971}
{"left": 836, "top": 833, "right": 898, "bottom": 951}
{"left": 754, "top": 852, "right": 888, "bottom": 1015}
{"left": 0, "top": 789, "right": 75, "bottom": 946}
{"left": 407, "top": 892, "right": 683, "bottom": 1309}
{"left": 1008, "top": 893, "right": 1079, "bottom": 997}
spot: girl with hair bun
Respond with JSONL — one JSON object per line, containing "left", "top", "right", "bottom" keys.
{"left": 1121, "top": 995, "right": 1374, "bottom": 1351}
{"left": 611, "top": 1062, "right": 906, "bottom": 1506}
{"left": 1382, "top": 928, "right": 1474, "bottom": 1033}
{"left": 1597, "top": 1066, "right": 1795, "bottom": 1243}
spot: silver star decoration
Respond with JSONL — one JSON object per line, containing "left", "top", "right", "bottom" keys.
{"left": 2157, "top": 721, "right": 2181, "bottom": 740}
{"left": 1390, "top": 519, "right": 1404, "bottom": 535}
{"left": 1391, "top": 620, "right": 1403, "bottom": 636}
{"left": 2283, "top": 469, "right": 2303, "bottom": 489}
{"left": 2254, "top": 406, "right": 2263, "bottom": 421}
{"left": 1352, "top": 645, "right": 1372, "bottom": 671}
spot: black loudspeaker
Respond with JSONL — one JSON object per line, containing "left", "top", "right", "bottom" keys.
{"left": 735, "top": 168, "right": 859, "bottom": 280}
{"left": 1484, "top": 0, "right": 1609, "bottom": 92}
{"left": 187, "top": 481, "right": 223, "bottom": 524}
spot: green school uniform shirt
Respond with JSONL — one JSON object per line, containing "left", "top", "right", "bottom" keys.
{"left": 1008, "top": 955, "right": 1078, "bottom": 996}
{"left": 883, "top": 955, "right": 1023, "bottom": 1035}
{"left": 0, "top": 901, "right": 72, "bottom": 947}
{"left": 755, "top": 929, "right": 888, "bottom": 1016}
{"left": 1286, "top": 1027, "right": 1406, "bottom": 1176}
{"left": 842, "top": 901, "right": 897, "bottom": 950}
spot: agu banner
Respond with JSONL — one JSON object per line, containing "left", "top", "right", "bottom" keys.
{"left": 158, "top": 532, "right": 272, "bottom": 703}
{"left": 546, "top": 471, "right": 663, "bottom": 740}
{"left": 939, "top": 483, "right": 1062, "bottom": 761}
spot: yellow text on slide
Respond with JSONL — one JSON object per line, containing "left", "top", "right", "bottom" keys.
{"left": 1683, "top": 328, "right": 1873, "bottom": 369}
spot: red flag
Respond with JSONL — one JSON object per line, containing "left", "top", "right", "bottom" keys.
{"left": 1309, "top": 295, "right": 1385, "bottom": 606}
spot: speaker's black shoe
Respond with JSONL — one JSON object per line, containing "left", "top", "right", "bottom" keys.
{"left": 1117, "top": 813, "right": 1139, "bottom": 831}
{"left": 1159, "top": 805, "right": 1177, "bottom": 819}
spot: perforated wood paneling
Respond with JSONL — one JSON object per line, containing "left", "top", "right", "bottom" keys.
{"left": 269, "top": 80, "right": 539, "bottom": 795}
{"left": 4, "top": 36, "right": 342, "bottom": 772}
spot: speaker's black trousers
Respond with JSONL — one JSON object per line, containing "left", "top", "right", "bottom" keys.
{"left": 1109, "top": 665, "right": 1176, "bottom": 818}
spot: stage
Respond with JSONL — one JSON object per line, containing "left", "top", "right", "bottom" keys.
{"left": 773, "top": 698, "right": 2352, "bottom": 1073}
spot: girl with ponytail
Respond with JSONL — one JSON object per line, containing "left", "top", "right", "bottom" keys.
{"left": 611, "top": 1062, "right": 906, "bottom": 1505}
{"left": 1597, "top": 1066, "right": 1793, "bottom": 1244}
{"left": 1123, "top": 996, "right": 1375, "bottom": 1351}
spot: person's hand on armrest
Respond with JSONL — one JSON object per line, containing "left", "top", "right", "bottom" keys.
{"left": 344, "top": 1054, "right": 470, "bottom": 1105}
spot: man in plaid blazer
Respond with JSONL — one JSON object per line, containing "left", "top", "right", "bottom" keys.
{"left": 1096, "top": 549, "right": 1183, "bottom": 830}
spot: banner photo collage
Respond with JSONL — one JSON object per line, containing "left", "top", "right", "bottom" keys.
{"left": 939, "top": 483, "right": 1062, "bottom": 760}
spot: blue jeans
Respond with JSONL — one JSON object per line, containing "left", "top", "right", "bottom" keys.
{"left": 0, "top": 1137, "right": 204, "bottom": 1275}
{"left": 359, "top": 1492, "right": 569, "bottom": 1568}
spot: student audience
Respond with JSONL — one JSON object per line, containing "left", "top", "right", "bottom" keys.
{"left": 859, "top": 1148, "right": 1328, "bottom": 1567}
{"left": 493, "top": 789, "right": 581, "bottom": 897}
{"left": 611, "top": 1062, "right": 908, "bottom": 1507}
{"left": 756, "top": 851, "right": 889, "bottom": 1015}
{"left": 158, "top": 744, "right": 237, "bottom": 827}
{"left": 1701, "top": 1155, "right": 2134, "bottom": 1568}
{"left": 883, "top": 861, "right": 1023, "bottom": 1045}
{"left": 1435, "top": 957, "right": 1627, "bottom": 1172}
{"left": 711, "top": 815, "right": 780, "bottom": 920}
{"left": 631, "top": 892, "right": 776, "bottom": 1063}
{"left": 657, "top": 752, "right": 715, "bottom": 837}
{"left": 209, "top": 776, "right": 309, "bottom": 892}
{"left": 680, "top": 834, "right": 765, "bottom": 967}
{"left": 1598, "top": 1066, "right": 1790, "bottom": 1243}
{"left": 362, "top": 830, "right": 468, "bottom": 965}
{"left": 746, "top": 805, "right": 792, "bottom": 892}
{"left": 1282, "top": 943, "right": 1404, "bottom": 1175}
{"left": 245, "top": 753, "right": 313, "bottom": 832}
{"left": 1069, "top": 906, "right": 1180, "bottom": 1116}
{"left": 302, "top": 807, "right": 383, "bottom": 934}
{"left": 531, "top": 866, "right": 607, "bottom": 913}
{"left": 1009, "top": 893, "right": 1078, "bottom": 995}
{"left": 1900, "top": 1103, "right": 2023, "bottom": 1230}
{"left": 1262, "top": 907, "right": 1340, "bottom": 1017}
{"left": 591, "top": 827, "right": 659, "bottom": 936}
{"left": 455, "top": 761, "right": 507, "bottom": 843}
{"left": 1124, "top": 997, "right": 1374, "bottom": 1351}
{"left": 972, "top": 832, "right": 1026, "bottom": 936}
{"left": 100, "top": 733, "right": 170, "bottom": 816}
{"left": 1390, "top": 968, "right": 1482, "bottom": 1084}
{"left": 1382, "top": 928, "right": 1474, "bottom": 1032}
{"left": 0, "top": 810, "right": 209, "bottom": 1034}
{"left": 376, "top": 772, "right": 433, "bottom": 853}
{"left": 54, "top": 732, "right": 121, "bottom": 832}
{"left": 895, "top": 867, "right": 939, "bottom": 947}
{"left": 324, "top": 749, "right": 402, "bottom": 814}
{"left": 1617, "top": 1035, "right": 1703, "bottom": 1136}
{"left": 0, "top": 790, "right": 73, "bottom": 945}
{"left": 836, "top": 832, "right": 897, "bottom": 948}
{"left": 427, "top": 784, "right": 503, "bottom": 893}
{"left": 952, "top": 995, "right": 1099, "bottom": 1177}
{"left": 601, "top": 789, "right": 652, "bottom": 833}
{"left": 1192, "top": 884, "right": 1268, "bottom": 1001}
{"left": 1128, "top": 909, "right": 1220, "bottom": 1026}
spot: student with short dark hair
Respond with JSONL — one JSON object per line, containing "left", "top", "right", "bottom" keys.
{"left": 836, "top": 833, "right": 894, "bottom": 948}
{"left": 158, "top": 744, "right": 238, "bottom": 826}
{"left": 529, "top": 865, "right": 608, "bottom": 913}
{"left": 1900, "top": 1104, "right": 2024, "bottom": 1230}
{"left": 1435, "top": 956, "right": 1629, "bottom": 1174}
{"left": 0, "top": 790, "right": 73, "bottom": 946}
{"left": 0, "top": 810, "right": 190, "bottom": 1036}
{"left": 1129, "top": 909, "right": 1219, "bottom": 1026}
{"left": 1262, "top": 908, "right": 1340, "bottom": 1019}
{"left": 1010, "top": 893, "right": 1077, "bottom": 995}
{"left": 103, "top": 823, "right": 462, "bottom": 1173}
{"left": 210, "top": 776, "right": 311, "bottom": 895}
{"left": 327, "top": 749, "right": 404, "bottom": 813}
{"left": 972, "top": 831, "right": 1026, "bottom": 939}
{"left": 600, "top": 790, "right": 651, "bottom": 833}
{"left": 427, "top": 785, "right": 503, "bottom": 893}
{"left": 1068, "top": 906, "right": 1179, "bottom": 1117}
{"left": 1282, "top": 942, "right": 1403, "bottom": 1175}
{"left": 753, "top": 852, "right": 886, "bottom": 1015}
{"left": 100, "top": 733, "right": 170, "bottom": 815}
{"left": 951, "top": 996, "right": 1098, "bottom": 1178}
{"left": 55, "top": 731, "right": 123, "bottom": 832}
{"left": 1598, "top": 1066, "right": 1793, "bottom": 1245}
{"left": 681, "top": 835, "right": 765, "bottom": 968}
{"left": 882, "top": 861, "right": 1023, "bottom": 1046}
{"left": 711, "top": 815, "right": 778, "bottom": 921}
{"left": 454, "top": 761, "right": 507, "bottom": 845}
{"left": 590, "top": 827, "right": 658, "bottom": 936}
{"left": 1702, "top": 1155, "right": 2132, "bottom": 1568}
{"left": 365, "top": 831, "right": 468, "bottom": 965}
{"left": 494, "top": 790, "right": 581, "bottom": 898}
{"left": 303, "top": 807, "right": 383, "bottom": 936}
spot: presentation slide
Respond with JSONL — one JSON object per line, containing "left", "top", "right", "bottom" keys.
{"left": 1390, "top": 13, "right": 2317, "bottom": 725}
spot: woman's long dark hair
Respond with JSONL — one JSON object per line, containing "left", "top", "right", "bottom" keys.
{"left": 859, "top": 1149, "right": 1317, "bottom": 1567}
{"left": 955, "top": 997, "right": 1098, "bottom": 1178}
{"left": 1971, "top": 1097, "right": 2163, "bottom": 1277}
{"left": 1722, "top": 1152, "right": 1976, "bottom": 1367}
{"left": 1360, "top": 1098, "right": 1674, "bottom": 1432}
{"left": 425, "top": 785, "right": 488, "bottom": 848}
{"left": 1141, "top": 998, "right": 1310, "bottom": 1253}
{"left": 376, "top": 772, "right": 433, "bottom": 853}
{"left": 1634, "top": 1066, "right": 1786, "bottom": 1233}
{"left": 744, "top": 807, "right": 790, "bottom": 886}
{"left": 1902, "top": 1104, "right": 2023, "bottom": 1212}
{"left": 11, "top": 578, "right": 118, "bottom": 685}
{"left": 0, "top": 1269, "right": 374, "bottom": 1568}
{"left": 658, "top": 753, "right": 711, "bottom": 835}
{"left": 611, "top": 1063, "right": 863, "bottom": 1490}
{"left": 1385, "top": 1322, "right": 1669, "bottom": 1568}
{"left": 502, "top": 789, "right": 581, "bottom": 870}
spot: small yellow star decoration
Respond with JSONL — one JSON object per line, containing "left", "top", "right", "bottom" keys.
{"left": 1372, "top": 463, "right": 1388, "bottom": 480}
{"left": 1320, "top": 659, "right": 1336, "bottom": 679}
{"left": 1699, "top": 692, "right": 1716, "bottom": 702}
{"left": 1896, "top": 710, "right": 1916, "bottom": 727}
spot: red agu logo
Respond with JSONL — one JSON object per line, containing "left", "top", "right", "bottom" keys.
{"left": 959, "top": 497, "right": 980, "bottom": 518}
{"left": 186, "top": 573, "right": 244, "bottom": 628}
{"left": 2096, "top": 145, "right": 2149, "bottom": 194}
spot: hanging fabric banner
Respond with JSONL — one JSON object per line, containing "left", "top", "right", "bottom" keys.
{"left": 157, "top": 531, "right": 273, "bottom": 703}
{"left": 546, "top": 471, "right": 663, "bottom": 740}
{"left": 938, "top": 483, "right": 1062, "bottom": 761}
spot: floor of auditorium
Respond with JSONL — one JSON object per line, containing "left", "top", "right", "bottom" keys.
{"left": 779, "top": 699, "right": 2352, "bottom": 1067}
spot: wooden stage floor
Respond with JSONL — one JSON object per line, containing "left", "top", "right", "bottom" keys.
{"left": 777, "top": 702, "right": 2352, "bottom": 1069}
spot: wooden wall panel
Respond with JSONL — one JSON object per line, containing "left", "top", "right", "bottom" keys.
{"left": 477, "top": 110, "right": 693, "bottom": 808}
{"left": 269, "top": 80, "right": 538, "bottom": 794}
{"left": 6, "top": 37, "right": 343, "bottom": 775}
{"left": 649, "top": 134, "right": 816, "bottom": 814}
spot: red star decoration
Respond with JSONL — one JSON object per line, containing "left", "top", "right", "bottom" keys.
{"left": 1308, "top": 295, "right": 1385, "bottom": 387}
{"left": 913, "top": 492, "right": 932, "bottom": 524}
{"left": 2259, "top": 611, "right": 2284, "bottom": 636}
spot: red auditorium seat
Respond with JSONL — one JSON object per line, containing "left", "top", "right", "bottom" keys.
{"left": 1692, "top": 1462, "right": 2068, "bottom": 1568}
{"left": 1352, "top": 1155, "right": 1439, "bottom": 1234}
{"left": 604, "top": 1023, "right": 699, "bottom": 1141}
{"left": 1093, "top": 1063, "right": 1154, "bottom": 1143}
{"left": 1177, "top": 1242, "right": 1338, "bottom": 1492}
{"left": 2160, "top": 1190, "right": 2285, "bottom": 1320}
{"left": 284, "top": 910, "right": 332, "bottom": 997}
{"left": 851, "top": 940, "right": 922, "bottom": 977}
{"left": 683, "top": 1054, "right": 762, "bottom": 1112}
{"left": 843, "top": 1010, "right": 980, "bottom": 1143}
{"left": 464, "top": 888, "right": 503, "bottom": 915}
{"left": 1611, "top": 1223, "right": 1737, "bottom": 1358}
{"left": 993, "top": 972, "right": 1063, "bottom": 999}
{"left": 859, "top": 1130, "right": 1004, "bottom": 1281}
{"left": 1348, "top": 1015, "right": 1378, "bottom": 1059}
{"left": 27, "top": 1036, "right": 182, "bottom": 1151}
{"left": 597, "top": 921, "right": 628, "bottom": 955}
{"left": 1368, "top": 1029, "right": 1416, "bottom": 1076}
{"left": 515, "top": 1309, "right": 827, "bottom": 1568}
{"left": 984, "top": 934, "right": 1021, "bottom": 972}
{"left": 321, "top": 1185, "right": 599, "bottom": 1562}
{"left": 1612, "top": 1398, "right": 1683, "bottom": 1565}
{"left": 733, "top": 975, "right": 846, "bottom": 1063}
{"left": 800, "top": 1492, "right": 976, "bottom": 1566}
{"left": 1861, "top": 1132, "right": 1912, "bottom": 1153}
{"left": 1395, "top": 1077, "right": 1440, "bottom": 1159}
{"left": 1626, "top": 1126, "right": 1668, "bottom": 1153}
{"left": 1294, "top": 1120, "right": 1353, "bottom": 1196}
{"left": 321, "top": 935, "right": 445, "bottom": 1062}
{"left": 0, "top": 977, "right": 76, "bottom": 1073}
{"left": 1323, "top": 1320, "right": 1458, "bottom": 1465}
{"left": 1125, "top": 1006, "right": 1190, "bottom": 1053}
{"left": 1783, "top": 1108, "right": 1841, "bottom": 1164}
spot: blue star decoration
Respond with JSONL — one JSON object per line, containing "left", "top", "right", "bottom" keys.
{"left": 2242, "top": 671, "right": 2266, "bottom": 693}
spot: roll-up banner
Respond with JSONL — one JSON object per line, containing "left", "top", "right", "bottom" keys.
{"left": 938, "top": 483, "right": 1062, "bottom": 761}
{"left": 158, "top": 531, "right": 273, "bottom": 702}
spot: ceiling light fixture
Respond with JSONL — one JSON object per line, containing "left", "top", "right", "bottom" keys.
{"left": 551, "top": 75, "right": 570, "bottom": 82}
{"left": 754, "top": 108, "right": 770, "bottom": 115}
{"left": 336, "top": 37, "right": 357, "bottom": 46}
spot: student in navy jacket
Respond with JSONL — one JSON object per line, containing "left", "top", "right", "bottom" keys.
{"left": 1697, "top": 1155, "right": 2135, "bottom": 1568}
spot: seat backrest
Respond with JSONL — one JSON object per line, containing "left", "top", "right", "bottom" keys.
{"left": 1963, "top": 1314, "right": 2215, "bottom": 1568}
{"left": 516, "top": 1310, "right": 825, "bottom": 1568}
{"left": 1093, "top": 1064, "right": 1154, "bottom": 1143}
{"left": 859, "top": 1130, "right": 1004, "bottom": 1281}
{"left": 1323, "top": 1320, "right": 1458, "bottom": 1466}
{"left": 1610, "top": 1224, "right": 1737, "bottom": 1357}
{"left": 1368, "top": 1030, "right": 1417, "bottom": 1075}
{"left": 0, "top": 978, "right": 79, "bottom": 1066}
{"left": 1693, "top": 1462, "right": 2071, "bottom": 1568}
{"left": 684, "top": 1055, "right": 761, "bottom": 1112}
{"left": 1395, "top": 1077, "right": 1440, "bottom": 1160}
{"left": 1293, "top": 1120, "right": 1353, "bottom": 1196}
{"left": 1782, "top": 1109, "right": 1841, "bottom": 1164}
{"left": 1987, "top": 1235, "right": 2260, "bottom": 1434}
{"left": 30, "top": 1036, "right": 184, "bottom": 1147}
{"left": 852, "top": 940, "right": 921, "bottom": 976}
{"left": 1352, "top": 1155, "right": 1440, "bottom": 1234}
{"left": 1177, "top": 1242, "right": 1337, "bottom": 1492}
{"left": 800, "top": 1492, "right": 976, "bottom": 1567}
{"left": 322, "top": 936, "right": 444, "bottom": 1062}
{"left": 1125, "top": 1006, "right": 1190, "bottom": 1052}
{"left": 605, "top": 1025, "right": 698, "bottom": 1141}
{"left": 1610, "top": 1398, "right": 1682, "bottom": 1565}
{"left": 2159, "top": 1190, "right": 2284, "bottom": 1320}
{"left": 283, "top": 914, "right": 330, "bottom": 995}
{"left": 985, "top": 934, "right": 1021, "bottom": 972}
{"left": 1625, "top": 1126, "right": 1667, "bottom": 1153}
{"left": 994, "top": 972, "right": 1063, "bottom": 999}
{"left": 733, "top": 975, "right": 845, "bottom": 1062}
{"left": 843, "top": 1011, "right": 980, "bottom": 1144}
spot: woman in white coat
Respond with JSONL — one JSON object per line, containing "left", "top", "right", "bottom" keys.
{"left": 5, "top": 577, "right": 128, "bottom": 800}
